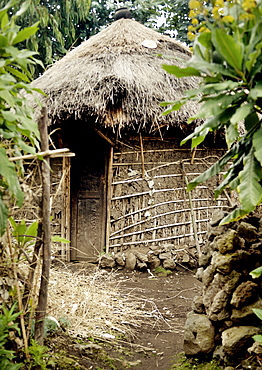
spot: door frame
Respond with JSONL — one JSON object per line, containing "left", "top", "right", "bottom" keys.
{"left": 69, "top": 128, "right": 111, "bottom": 261}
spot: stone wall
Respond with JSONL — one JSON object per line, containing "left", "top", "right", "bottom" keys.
{"left": 184, "top": 210, "right": 262, "bottom": 369}
{"left": 98, "top": 242, "right": 197, "bottom": 271}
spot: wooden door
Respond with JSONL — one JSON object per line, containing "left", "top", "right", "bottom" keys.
{"left": 70, "top": 128, "right": 109, "bottom": 261}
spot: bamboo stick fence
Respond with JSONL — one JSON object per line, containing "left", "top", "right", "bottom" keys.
{"left": 109, "top": 141, "right": 230, "bottom": 253}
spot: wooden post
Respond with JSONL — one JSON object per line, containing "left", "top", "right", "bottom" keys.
{"left": 61, "top": 157, "right": 71, "bottom": 261}
{"left": 181, "top": 162, "right": 202, "bottom": 257}
{"left": 139, "top": 133, "right": 145, "bottom": 179}
{"left": 35, "top": 107, "right": 51, "bottom": 345}
{"left": 105, "top": 147, "right": 113, "bottom": 253}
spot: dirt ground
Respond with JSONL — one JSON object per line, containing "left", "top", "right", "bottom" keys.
{"left": 47, "top": 266, "right": 202, "bottom": 370}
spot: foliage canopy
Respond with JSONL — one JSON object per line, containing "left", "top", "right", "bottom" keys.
{"left": 162, "top": 0, "right": 262, "bottom": 224}
{"left": 8, "top": 0, "right": 194, "bottom": 73}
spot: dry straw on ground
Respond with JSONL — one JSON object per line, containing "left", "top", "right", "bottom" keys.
{"left": 47, "top": 264, "right": 167, "bottom": 340}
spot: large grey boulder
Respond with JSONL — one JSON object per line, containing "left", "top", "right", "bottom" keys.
{"left": 238, "top": 221, "right": 259, "bottom": 243}
{"left": 230, "top": 281, "right": 259, "bottom": 308}
{"left": 163, "top": 258, "right": 176, "bottom": 270}
{"left": 125, "top": 252, "right": 137, "bottom": 271}
{"left": 222, "top": 326, "right": 261, "bottom": 357}
{"left": 99, "top": 254, "right": 116, "bottom": 268}
{"left": 212, "top": 252, "right": 239, "bottom": 274}
{"left": 231, "top": 298, "right": 262, "bottom": 322}
{"left": 184, "top": 312, "right": 215, "bottom": 355}
{"left": 134, "top": 251, "right": 148, "bottom": 263}
{"left": 208, "top": 289, "right": 231, "bottom": 321}
{"left": 114, "top": 252, "right": 125, "bottom": 266}
{"left": 147, "top": 255, "right": 161, "bottom": 269}
{"left": 213, "top": 230, "right": 240, "bottom": 254}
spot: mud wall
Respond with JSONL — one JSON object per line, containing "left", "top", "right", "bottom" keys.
{"left": 110, "top": 137, "right": 230, "bottom": 253}
{"left": 184, "top": 210, "right": 262, "bottom": 368}
{"left": 12, "top": 158, "right": 70, "bottom": 259}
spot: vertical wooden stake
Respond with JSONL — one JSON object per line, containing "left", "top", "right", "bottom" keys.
{"left": 6, "top": 226, "right": 29, "bottom": 357}
{"left": 181, "top": 162, "right": 202, "bottom": 257}
{"left": 139, "top": 133, "right": 145, "bottom": 179}
{"left": 61, "top": 157, "right": 71, "bottom": 261}
{"left": 35, "top": 107, "right": 51, "bottom": 345}
{"left": 105, "top": 146, "right": 113, "bottom": 253}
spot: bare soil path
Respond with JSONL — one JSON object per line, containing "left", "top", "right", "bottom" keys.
{"left": 115, "top": 269, "right": 202, "bottom": 369}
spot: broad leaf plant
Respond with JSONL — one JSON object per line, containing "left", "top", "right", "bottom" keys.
{"left": 162, "top": 0, "right": 262, "bottom": 224}
{"left": 0, "top": 0, "right": 42, "bottom": 235}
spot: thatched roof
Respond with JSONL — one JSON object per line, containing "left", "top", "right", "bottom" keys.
{"left": 32, "top": 18, "right": 200, "bottom": 136}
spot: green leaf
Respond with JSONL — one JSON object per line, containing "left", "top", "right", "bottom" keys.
{"left": 245, "top": 112, "right": 259, "bottom": 131}
{"left": 253, "top": 126, "right": 262, "bottom": 166}
{"left": 249, "top": 81, "right": 262, "bottom": 100}
{"left": 12, "top": 23, "right": 39, "bottom": 45}
{"left": 0, "top": 148, "right": 23, "bottom": 205}
{"left": 187, "top": 141, "right": 246, "bottom": 191}
{"left": 225, "top": 124, "right": 238, "bottom": 147}
{"left": 13, "top": 221, "right": 27, "bottom": 244}
{"left": 162, "top": 64, "right": 201, "bottom": 77}
{"left": 0, "top": 197, "right": 8, "bottom": 236}
{"left": 1, "top": 12, "right": 8, "bottom": 29}
{"left": 253, "top": 308, "right": 262, "bottom": 321}
{"left": 246, "top": 49, "right": 261, "bottom": 73}
{"left": 250, "top": 266, "right": 262, "bottom": 278}
{"left": 161, "top": 100, "right": 185, "bottom": 115}
{"left": 214, "top": 154, "right": 245, "bottom": 197}
{"left": 187, "top": 160, "right": 223, "bottom": 191}
{"left": 0, "top": 90, "right": 15, "bottom": 107}
{"left": 52, "top": 235, "right": 70, "bottom": 243}
{"left": 0, "top": 35, "right": 8, "bottom": 48}
{"left": 238, "top": 150, "right": 262, "bottom": 212}
{"left": 220, "top": 207, "right": 248, "bottom": 224}
{"left": 9, "top": 216, "right": 17, "bottom": 230}
{"left": 212, "top": 28, "right": 243, "bottom": 74}
{"left": 2, "top": 110, "right": 18, "bottom": 122}
{"left": 230, "top": 104, "right": 252, "bottom": 125}
{"left": 253, "top": 335, "right": 262, "bottom": 343}
{"left": 23, "top": 220, "right": 38, "bottom": 245}
{"left": 5, "top": 66, "right": 30, "bottom": 82}
{"left": 187, "top": 57, "right": 238, "bottom": 78}
{"left": 14, "top": 0, "right": 31, "bottom": 17}
{"left": 191, "top": 128, "right": 209, "bottom": 148}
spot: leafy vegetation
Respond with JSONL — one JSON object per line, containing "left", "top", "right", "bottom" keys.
{"left": 0, "top": 0, "right": 42, "bottom": 235}
{"left": 0, "top": 304, "right": 22, "bottom": 370}
{"left": 162, "top": 0, "right": 262, "bottom": 224}
{"left": 9, "top": 0, "right": 91, "bottom": 73}
{"left": 158, "top": 0, "right": 191, "bottom": 43}
{"left": 153, "top": 266, "right": 173, "bottom": 276}
{"left": 250, "top": 266, "right": 262, "bottom": 345}
{"left": 170, "top": 354, "right": 222, "bottom": 369}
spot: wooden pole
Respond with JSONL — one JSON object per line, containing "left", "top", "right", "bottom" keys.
{"left": 109, "top": 218, "right": 209, "bottom": 240}
{"left": 61, "top": 157, "right": 71, "bottom": 261}
{"left": 34, "top": 107, "right": 51, "bottom": 345}
{"left": 181, "top": 162, "right": 202, "bottom": 257}
{"left": 8, "top": 148, "right": 74, "bottom": 161}
{"left": 139, "top": 133, "right": 145, "bottom": 179}
{"left": 105, "top": 147, "right": 113, "bottom": 253}
{"left": 110, "top": 230, "right": 207, "bottom": 248}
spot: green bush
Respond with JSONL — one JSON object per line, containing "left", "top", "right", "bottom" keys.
{"left": 0, "top": 304, "right": 22, "bottom": 370}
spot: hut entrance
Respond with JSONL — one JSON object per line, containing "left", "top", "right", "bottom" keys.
{"left": 69, "top": 126, "right": 110, "bottom": 261}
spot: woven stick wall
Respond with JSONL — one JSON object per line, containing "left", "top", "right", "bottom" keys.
{"left": 109, "top": 138, "right": 230, "bottom": 253}
{"left": 12, "top": 158, "right": 71, "bottom": 261}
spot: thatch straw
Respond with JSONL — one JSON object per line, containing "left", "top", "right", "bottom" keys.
{"left": 31, "top": 18, "right": 200, "bottom": 136}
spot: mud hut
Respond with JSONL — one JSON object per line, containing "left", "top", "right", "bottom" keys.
{"left": 29, "top": 14, "right": 229, "bottom": 262}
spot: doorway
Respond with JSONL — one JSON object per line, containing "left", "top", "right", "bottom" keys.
{"left": 70, "top": 126, "right": 110, "bottom": 261}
